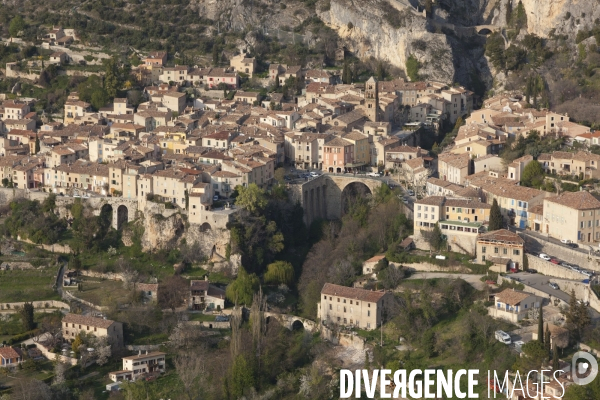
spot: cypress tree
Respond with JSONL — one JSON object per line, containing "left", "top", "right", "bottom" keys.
{"left": 552, "top": 346, "right": 559, "bottom": 371}
{"left": 537, "top": 304, "right": 544, "bottom": 343}
{"left": 544, "top": 323, "right": 551, "bottom": 355}
{"left": 34, "top": 134, "right": 40, "bottom": 154}
{"left": 489, "top": 199, "right": 503, "bottom": 231}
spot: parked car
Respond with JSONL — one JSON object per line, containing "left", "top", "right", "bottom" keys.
{"left": 549, "top": 282, "right": 560, "bottom": 290}
{"left": 213, "top": 195, "right": 219, "bottom": 201}
{"left": 495, "top": 330, "right": 511, "bottom": 344}
{"left": 561, "top": 239, "right": 573, "bottom": 244}
{"left": 566, "top": 243, "right": 579, "bottom": 248}
{"left": 366, "top": 172, "right": 379, "bottom": 177}
{"left": 550, "top": 258, "right": 560, "bottom": 264}
{"left": 539, "top": 254, "right": 551, "bottom": 261}
{"left": 309, "top": 171, "right": 320, "bottom": 177}
{"left": 407, "top": 190, "right": 415, "bottom": 196}
{"left": 560, "top": 261, "right": 571, "bottom": 268}
{"left": 577, "top": 300, "right": 590, "bottom": 307}
{"left": 526, "top": 269, "right": 538, "bottom": 274}
{"left": 581, "top": 270, "right": 593, "bottom": 277}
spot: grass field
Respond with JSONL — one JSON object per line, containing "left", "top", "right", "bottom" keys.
{"left": 0, "top": 268, "right": 61, "bottom": 303}
{"left": 68, "top": 277, "right": 132, "bottom": 307}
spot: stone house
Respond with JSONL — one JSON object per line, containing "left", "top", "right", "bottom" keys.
{"left": 109, "top": 351, "right": 166, "bottom": 382}
{"left": 488, "top": 288, "right": 539, "bottom": 323}
{"left": 135, "top": 283, "right": 158, "bottom": 302}
{"left": 318, "top": 283, "right": 393, "bottom": 330}
{"left": 62, "top": 314, "right": 124, "bottom": 348}
{"left": 189, "top": 278, "right": 226, "bottom": 311}
{"left": 476, "top": 229, "right": 524, "bottom": 269}
{"left": 229, "top": 54, "right": 256, "bottom": 77}
{"left": 543, "top": 191, "right": 600, "bottom": 244}
{"left": 0, "top": 347, "right": 22, "bottom": 368}
{"left": 362, "top": 255, "right": 385, "bottom": 275}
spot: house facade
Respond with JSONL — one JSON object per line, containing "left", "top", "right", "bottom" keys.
{"left": 318, "top": 283, "right": 393, "bottom": 330}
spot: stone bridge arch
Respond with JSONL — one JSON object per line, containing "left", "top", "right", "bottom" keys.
{"left": 294, "top": 175, "right": 383, "bottom": 226}
{"left": 87, "top": 197, "right": 139, "bottom": 230}
{"left": 264, "top": 312, "right": 317, "bottom": 333}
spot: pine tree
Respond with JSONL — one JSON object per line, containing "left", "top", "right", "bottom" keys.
{"left": 537, "top": 303, "right": 544, "bottom": 343}
{"left": 489, "top": 199, "right": 503, "bottom": 231}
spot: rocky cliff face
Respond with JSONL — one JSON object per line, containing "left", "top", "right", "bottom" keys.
{"left": 518, "top": 0, "right": 600, "bottom": 37}
{"left": 318, "top": 0, "right": 457, "bottom": 82}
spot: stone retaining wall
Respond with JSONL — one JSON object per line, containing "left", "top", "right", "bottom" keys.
{"left": 0, "top": 300, "right": 69, "bottom": 311}
{"left": 526, "top": 255, "right": 587, "bottom": 280}
{"left": 522, "top": 233, "right": 600, "bottom": 273}
{"left": 321, "top": 326, "right": 366, "bottom": 350}
{"left": 401, "top": 262, "right": 471, "bottom": 273}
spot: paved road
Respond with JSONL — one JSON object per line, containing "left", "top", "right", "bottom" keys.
{"left": 407, "top": 272, "right": 486, "bottom": 290}
{"left": 510, "top": 272, "right": 600, "bottom": 320}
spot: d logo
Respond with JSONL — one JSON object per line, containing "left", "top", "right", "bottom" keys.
{"left": 572, "top": 352, "right": 598, "bottom": 386}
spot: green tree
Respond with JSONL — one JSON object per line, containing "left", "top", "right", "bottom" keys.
{"left": 342, "top": 60, "right": 351, "bottom": 84}
{"left": 226, "top": 267, "right": 259, "bottom": 305}
{"left": 489, "top": 199, "right": 503, "bottom": 231}
{"left": 34, "top": 134, "right": 40, "bottom": 154}
{"left": 552, "top": 345, "right": 559, "bottom": 371}
{"left": 405, "top": 55, "right": 420, "bottom": 81}
{"left": 538, "top": 305, "right": 544, "bottom": 343}
{"left": 103, "top": 57, "right": 120, "bottom": 98}
{"left": 9, "top": 15, "right": 25, "bottom": 37}
{"left": 513, "top": 340, "right": 547, "bottom": 373}
{"left": 264, "top": 261, "right": 294, "bottom": 285}
{"left": 235, "top": 184, "right": 268, "bottom": 214}
{"left": 522, "top": 253, "right": 529, "bottom": 271}
{"left": 538, "top": 303, "right": 544, "bottom": 343}
{"left": 422, "top": 329, "right": 436, "bottom": 358}
{"left": 19, "top": 302, "right": 34, "bottom": 331}
{"left": 274, "top": 168, "right": 286, "bottom": 184}
{"left": 521, "top": 160, "right": 544, "bottom": 188}
{"left": 565, "top": 289, "right": 591, "bottom": 341}
{"left": 72, "top": 334, "right": 84, "bottom": 353}
{"left": 423, "top": 223, "right": 444, "bottom": 251}
{"left": 227, "top": 354, "right": 256, "bottom": 398}
{"left": 544, "top": 323, "right": 551, "bottom": 354}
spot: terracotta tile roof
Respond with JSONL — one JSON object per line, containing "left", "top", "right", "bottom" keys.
{"left": 0, "top": 346, "right": 21, "bottom": 360}
{"left": 478, "top": 229, "right": 524, "bottom": 245}
{"left": 321, "top": 283, "right": 387, "bottom": 303}
{"left": 62, "top": 313, "right": 117, "bottom": 329}
{"left": 135, "top": 283, "right": 158, "bottom": 292}
{"left": 415, "top": 196, "right": 445, "bottom": 207}
{"left": 438, "top": 152, "right": 470, "bottom": 169}
{"left": 495, "top": 288, "right": 533, "bottom": 306}
{"left": 122, "top": 351, "right": 166, "bottom": 361}
{"left": 365, "top": 255, "right": 386, "bottom": 263}
{"left": 444, "top": 199, "right": 490, "bottom": 209}
{"left": 545, "top": 191, "right": 600, "bottom": 210}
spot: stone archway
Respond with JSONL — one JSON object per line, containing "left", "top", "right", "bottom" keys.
{"left": 200, "top": 222, "right": 211, "bottom": 232}
{"left": 341, "top": 181, "right": 372, "bottom": 216}
{"left": 291, "top": 319, "right": 305, "bottom": 331}
{"left": 116, "top": 205, "right": 128, "bottom": 230}
{"left": 100, "top": 204, "right": 113, "bottom": 228}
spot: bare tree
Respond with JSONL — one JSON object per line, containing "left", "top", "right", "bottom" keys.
{"left": 9, "top": 378, "right": 52, "bottom": 400}
{"left": 158, "top": 275, "right": 189, "bottom": 313}
{"left": 94, "top": 337, "right": 111, "bottom": 366}
{"left": 174, "top": 350, "right": 207, "bottom": 400}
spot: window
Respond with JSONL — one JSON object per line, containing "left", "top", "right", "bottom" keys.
{"left": 494, "top": 247, "right": 499, "bottom": 254}
{"left": 367, "top": 311, "right": 370, "bottom": 317}
{"left": 513, "top": 249, "right": 520, "bottom": 255}
{"left": 368, "top": 303, "right": 370, "bottom": 308}
{"left": 482, "top": 247, "right": 486, "bottom": 253}
{"left": 503, "top": 248, "right": 507, "bottom": 255}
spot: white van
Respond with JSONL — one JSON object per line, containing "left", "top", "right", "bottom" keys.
{"left": 495, "top": 330, "right": 511, "bottom": 344}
